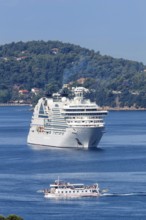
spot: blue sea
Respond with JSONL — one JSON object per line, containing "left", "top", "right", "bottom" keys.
{"left": 0, "top": 106, "right": 146, "bottom": 220}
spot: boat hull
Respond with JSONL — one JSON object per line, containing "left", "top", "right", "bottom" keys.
{"left": 44, "top": 193, "right": 100, "bottom": 198}
{"left": 27, "top": 126, "right": 105, "bottom": 149}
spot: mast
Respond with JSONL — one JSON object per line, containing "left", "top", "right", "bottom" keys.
{"left": 58, "top": 176, "right": 59, "bottom": 188}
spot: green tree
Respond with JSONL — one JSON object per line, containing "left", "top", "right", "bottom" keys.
{"left": 45, "top": 82, "right": 60, "bottom": 97}
{"left": 6, "top": 214, "right": 23, "bottom": 220}
{"left": 0, "top": 215, "right": 6, "bottom": 220}
{"left": 0, "top": 90, "right": 11, "bottom": 103}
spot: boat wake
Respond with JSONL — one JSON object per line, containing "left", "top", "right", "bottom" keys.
{"left": 37, "top": 189, "right": 44, "bottom": 193}
{"left": 101, "top": 192, "right": 146, "bottom": 197}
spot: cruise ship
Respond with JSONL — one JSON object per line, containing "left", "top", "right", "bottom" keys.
{"left": 27, "top": 87, "right": 107, "bottom": 149}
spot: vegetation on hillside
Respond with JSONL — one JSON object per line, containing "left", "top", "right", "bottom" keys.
{"left": 0, "top": 40, "right": 146, "bottom": 107}
{"left": 0, "top": 214, "right": 23, "bottom": 220}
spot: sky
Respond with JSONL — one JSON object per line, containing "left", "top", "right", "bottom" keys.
{"left": 0, "top": 0, "right": 146, "bottom": 64}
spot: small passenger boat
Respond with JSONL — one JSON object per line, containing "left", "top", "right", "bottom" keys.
{"left": 44, "top": 178, "right": 101, "bottom": 198}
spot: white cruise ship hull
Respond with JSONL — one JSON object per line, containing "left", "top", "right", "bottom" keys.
{"left": 27, "top": 126, "right": 104, "bottom": 149}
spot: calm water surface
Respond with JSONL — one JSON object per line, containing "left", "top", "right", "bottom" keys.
{"left": 0, "top": 107, "right": 146, "bottom": 220}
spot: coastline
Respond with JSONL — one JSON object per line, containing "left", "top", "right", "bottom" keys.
{"left": 0, "top": 103, "right": 31, "bottom": 106}
{"left": 102, "top": 106, "right": 146, "bottom": 111}
{"left": 0, "top": 103, "right": 145, "bottom": 110}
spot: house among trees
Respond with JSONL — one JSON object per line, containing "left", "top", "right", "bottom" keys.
{"left": 51, "top": 48, "right": 59, "bottom": 54}
{"left": 16, "top": 56, "right": 27, "bottom": 61}
{"left": 76, "top": 78, "right": 88, "bottom": 84}
{"left": 19, "top": 89, "right": 29, "bottom": 95}
{"left": 31, "top": 88, "right": 40, "bottom": 95}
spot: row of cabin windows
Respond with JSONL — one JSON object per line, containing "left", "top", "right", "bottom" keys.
{"left": 63, "top": 113, "right": 106, "bottom": 116}
{"left": 67, "top": 120, "right": 102, "bottom": 123}
{"left": 63, "top": 109, "right": 97, "bottom": 112}
{"left": 57, "top": 190, "right": 92, "bottom": 193}
{"left": 65, "top": 116, "right": 102, "bottom": 119}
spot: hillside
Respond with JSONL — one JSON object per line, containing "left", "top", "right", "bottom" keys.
{"left": 0, "top": 40, "right": 146, "bottom": 108}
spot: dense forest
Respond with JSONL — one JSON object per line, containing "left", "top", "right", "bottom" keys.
{"left": 0, "top": 40, "right": 146, "bottom": 108}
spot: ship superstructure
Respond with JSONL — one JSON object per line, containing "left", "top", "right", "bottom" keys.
{"left": 27, "top": 87, "right": 107, "bottom": 149}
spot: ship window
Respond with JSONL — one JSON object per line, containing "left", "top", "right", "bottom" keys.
{"left": 55, "top": 104, "right": 59, "bottom": 107}
{"left": 39, "top": 104, "right": 44, "bottom": 115}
